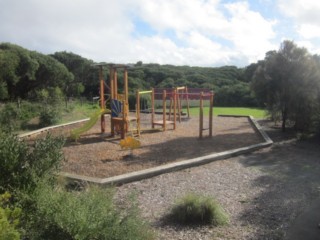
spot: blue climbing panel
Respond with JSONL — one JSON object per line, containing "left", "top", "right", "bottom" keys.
{"left": 111, "top": 99, "right": 122, "bottom": 117}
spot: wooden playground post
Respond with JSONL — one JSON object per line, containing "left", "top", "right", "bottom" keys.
{"left": 163, "top": 90, "right": 167, "bottom": 131}
{"left": 169, "top": 95, "right": 173, "bottom": 121}
{"left": 136, "top": 90, "right": 140, "bottom": 136}
{"left": 176, "top": 87, "right": 182, "bottom": 122}
{"left": 123, "top": 68, "right": 129, "bottom": 138}
{"left": 199, "top": 91, "right": 214, "bottom": 138}
{"left": 209, "top": 92, "right": 214, "bottom": 137}
{"left": 110, "top": 66, "right": 115, "bottom": 136}
{"left": 109, "top": 67, "right": 114, "bottom": 99}
{"left": 199, "top": 92, "right": 204, "bottom": 139}
{"left": 113, "top": 68, "right": 118, "bottom": 99}
{"left": 151, "top": 88, "right": 155, "bottom": 128}
{"left": 186, "top": 86, "right": 190, "bottom": 118}
{"left": 99, "top": 65, "right": 105, "bottom": 133}
{"left": 124, "top": 68, "right": 129, "bottom": 105}
{"left": 173, "top": 89, "right": 177, "bottom": 129}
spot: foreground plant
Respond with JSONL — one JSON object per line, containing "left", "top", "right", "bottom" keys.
{"left": 28, "top": 184, "right": 155, "bottom": 240}
{"left": 168, "top": 193, "right": 229, "bottom": 226}
{"left": 0, "top": 131, "right": 65, "bottom": 193}
{"left": 0, "top": 192, "right": 21, "bottom": 240}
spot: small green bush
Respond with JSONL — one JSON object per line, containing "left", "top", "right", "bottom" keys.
{"left": 169, "top": 193, "right": 229, "bottom": 226}
{"left": 0, "top": 131, "right": 65, "bottom": 193}
{"left": 0, "top": 192, "right": 21, "bottom": 240}
{"left": 39, "top": 106, "right": 61, "bottom": 127}
{"left": 0, "top": 103, "right": 20, "bottom": 131}
{"left": 0, "top": 101, "right": 42, "bottom": 131}
{"left": 27, "top": 185, "right": 155, "bottom": 240}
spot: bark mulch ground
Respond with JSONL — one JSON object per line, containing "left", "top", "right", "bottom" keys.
{"left": 60, "top": 115, "right": 263, "bottom": 178}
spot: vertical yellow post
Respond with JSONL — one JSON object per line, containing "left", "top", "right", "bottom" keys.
{"left": 163, "top": 90, "right": 166, "bottom": 131}
{"left": 209, "top": 92, "right": 214, "bottom": 137}
{"left": 199, "top": 92, "right": 204, "bottom": 139}
{"left": 99, "top": 65, "right": 105, "bottom": 133}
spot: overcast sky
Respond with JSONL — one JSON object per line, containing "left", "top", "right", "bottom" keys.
{"left": 1, "top": 0, "right": 320, "bottom": 67}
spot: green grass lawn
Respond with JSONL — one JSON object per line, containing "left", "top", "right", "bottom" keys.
{"left": 58, "top": 101, "right": 100, "bottom": 124}
{"left": 60, "top": 104, "right": 267, "bottom": 124}
{"left": 187, "top": 107, "right": 267, "bottom": 119}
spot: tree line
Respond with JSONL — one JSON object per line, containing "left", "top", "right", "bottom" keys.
{"left": 0, "top": 42, "right": 256, "bottom": 106}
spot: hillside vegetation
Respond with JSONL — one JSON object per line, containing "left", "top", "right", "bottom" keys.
{"left": 0, "top": 42, "right": 256, "bottom": 107}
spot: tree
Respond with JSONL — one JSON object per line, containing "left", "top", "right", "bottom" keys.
{"left": 252, "top": 40, "right": 320, "bottom": 132}
{"left": 51, "top": 51, "right": 96, "bottom": 96}
{"left": 0, "top": 43, "right": 38, "bottom": 99}
{"left": 0, "top": 43, "right": 74, "bottom": 99}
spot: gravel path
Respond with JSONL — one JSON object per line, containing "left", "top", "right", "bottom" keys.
{"left": 115, "top": 122, "right": 320, "bottom": 239}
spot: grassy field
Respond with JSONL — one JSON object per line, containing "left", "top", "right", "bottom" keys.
{"left": 59, "top": 102, "right": 100, "bottom": 124}
{"left": 187, "top": 107, "right": 267, "bottom": 119}
{"left": 60, "top": 104, "right": 267, "bottom": 123}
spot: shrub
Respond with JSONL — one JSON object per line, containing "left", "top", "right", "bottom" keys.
{"left": 26, "top": 185, "right": 155, "bottom": 240}
{"left": 0, "top": 131, "right": 65, "bottom": 193}
{"left": 0, "top": 101, "right": 42, "bottom": 131}
{"left": 0, "top": 103, "right": 20, "bottom": 131}
{"left": 0, "top": 192, "right": 21, "bottom": 240}
{"left": 168, "top": 193, "right": 229, "bottom": 226}
{"left": 39, "top": 106, "right": 61, "bottom": 127}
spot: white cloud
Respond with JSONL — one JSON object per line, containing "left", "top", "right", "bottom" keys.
{"left": 223, "top": 1, "right": 277, "bottom": 63}
{"left": 0, "top": 0, "right": 278, "bottom": 66}
{"left": 276, "top": 0, "right": 320, "bottom": 54}
{"left": 278, "top": 0, "right": 320, "bottom": 40}
{"left": 297, "top": 24, "right": 320, "bottom": 39}
{"left": 133, "top": 0, "right": 277, "bottom": 65}
{"left": 278, "top": 0, "right": 320, "bottom": 23}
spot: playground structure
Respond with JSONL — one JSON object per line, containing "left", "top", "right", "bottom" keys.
{"left": 97, "top": 63, "right": 138, "bottom": 139}
{"left": 199, "top": 91, "right": 214, "bottom": 138}
{"left": 70, "top": 63, "right": 136, "bottom": 140}
{"left": 70, "top": 62, "right": 214, "bottom": 140}
{"left": 174, "top": 86, "right": 190, "bottom": 122}
{"left": 136, "top": 87, "right": 214, "bottom": 138}
{"left": 136, "top": 88, "right": 177, "bottom": 136}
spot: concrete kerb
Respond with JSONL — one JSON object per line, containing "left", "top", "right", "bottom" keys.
{"left": 60, "top": 115, "right": 273, "bottom": 186}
